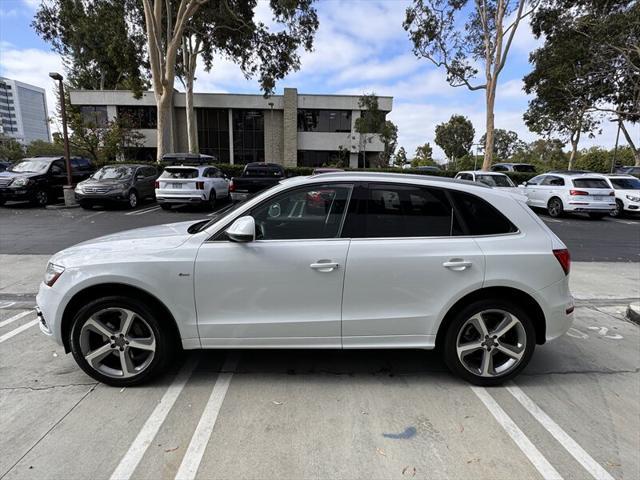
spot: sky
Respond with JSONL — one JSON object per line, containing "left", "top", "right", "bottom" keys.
{"left": 0, "top": 0, "right": 623, "bottom": 161}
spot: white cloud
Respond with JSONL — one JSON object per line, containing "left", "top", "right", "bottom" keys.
{"left": 0, "top": 45, "right": 63, "bottom": 131}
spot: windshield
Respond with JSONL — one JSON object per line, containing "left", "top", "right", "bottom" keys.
{"left": 513, "top": 164, "right": 536, "bottom": 172}
{"left": 244, "top": 167, "right": 283, "bottom": 177}
{"left": 476, "top": 174, "right": 515, "bottom": 187}
{"left": 610, "top": 177, "right": 640, "bottom": 190}
{"left": 573, "top": 178, "right": 610, "bottom": 188}
{"left": 92, "top": 166, "right": 134, "bottom": 180}
{"left": 10, "top": 159, "right": 51, "bottom": 173}
{"left": 189, "top": 196, "right": 255, "bottom": 233}
{"left": 161, "top": 167, "right": 199, "bottom": 179}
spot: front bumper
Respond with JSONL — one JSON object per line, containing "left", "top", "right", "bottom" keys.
{"left": 0, "top": 187, "right": 35, "bottom": 201}
{"left": 36, "top": 281, "right": 65, "bottom": 346}
{"left": 75, "top": 191, "right": 129, "bottom": 203}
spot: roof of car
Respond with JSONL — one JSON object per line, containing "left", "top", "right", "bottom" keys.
{"left": 457, "top": 170, "right": 507, "bottom": 175}
{"left": 102, "top": 163, "right": 155, "bottom": 168}
{"left": 494, "top": 163, "right": 533, "bottom": 166}
{"left": 605, "top": 173, "right": 638, "bottom": 178}
{"left": 245, "top": 162, "right": 284, "bottom": 168}
{"left": 301, "top": 171, "right": 491, "bottom": 188}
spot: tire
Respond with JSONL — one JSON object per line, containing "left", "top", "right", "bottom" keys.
{"left": 206, "top": 190, "right": 216, "bottom": 211}
{"left": 442, "top": 298, "right": 536, "bottom": 386}
{"left": 588, "top": 212, "right": 607, "bottom": 220}
{"left": 69, "top": 296, "right": 173, "bottom": 387}
{"left": 160, "top": 203, "right": 172, "bottom": 211}
{"left": 31, "top": 189, "right": 49, "bottom": 207}
{"left": 610, "top": 199, "right": 624, "bottom": 218}
{"left": 547, "top": 197, "right": 564, "bottom": 218}
{"left": 127, "top": 190, "right": 138, "bottom": 209}
{"left": 79, "top": 201, "right": 93, "bottom": 210}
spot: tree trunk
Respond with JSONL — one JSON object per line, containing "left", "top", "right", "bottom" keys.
{"left": 568, "top": 131, "right": 580, "bottom": 170}
{"left": 618, "top": 121, "right": 640, "bottom": 166}
{"left": 185, "top": 73, "right": 197, "bottom": 153}
{"left": 482, "top": 84, "right": 497, "bottom": 171}
{"left": 156, "top": 90, "right": 174, "bottom": 162}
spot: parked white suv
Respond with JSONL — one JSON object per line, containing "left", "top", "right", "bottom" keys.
{"left": 601, "top": 174, "right": 640, "bottom": 217}
{"left": 36, "top": 172, "right": 573, "bottom": 387}
{"left": 155, "top": 165, "right": 229, "bottom": 210}
{"left": 454, "top": 170, "right": 520, "bottom": 195}
{"left": 520, "top": 171, "right": 615, "bottom": 218}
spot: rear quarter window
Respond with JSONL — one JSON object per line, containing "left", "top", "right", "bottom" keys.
{"left": 450, "top": 190, "right": 517, "bottom": 235}
{"left": 572, "top": 178, "right": 609, "bottom": 188}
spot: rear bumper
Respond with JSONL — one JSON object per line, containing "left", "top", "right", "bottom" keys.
{"left": 156, "top": 189, "right": 208, "bottom": 204}
{"left": 533, "top": 277, "right": 574, "bottom": 343}
{"left": 230, "top": 192, "right": 250, "bottom": 202}
{"left": 565, "top": 202, "right": 615, "bottom": 213}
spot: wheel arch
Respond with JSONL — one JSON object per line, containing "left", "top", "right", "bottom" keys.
{"left": 435, "top": 286, "right": 547, "bottom": 348}
{"left": 60, "top": 283, "right": 181, "bottom": 353}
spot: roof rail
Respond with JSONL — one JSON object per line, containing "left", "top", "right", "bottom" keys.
{"left": 161, "top": 153, "right": 217, "bottom": 165}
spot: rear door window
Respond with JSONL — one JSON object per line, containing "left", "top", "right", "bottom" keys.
{"left": 161, "top": 168, "right": 199, "bottom": 179}
{"left": 573, "top": 178, "right": 610, "bottom": 188}
{"left": 541, "top": 176, "right": 564, "bottom": 186}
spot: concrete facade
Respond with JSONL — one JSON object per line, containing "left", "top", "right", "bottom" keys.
{"left": 0, "top": 77, "right": 50, "bottom": 145}
{"left": 69, "top": 88, "right": 393, "bottom": 167}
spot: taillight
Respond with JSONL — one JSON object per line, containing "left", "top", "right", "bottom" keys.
{"left": 229, "top": 180, "right": 235, "bottom": 192}
{"left": 553, "top": 249, "right": 570, "bottom": 275}
{"left": 569, "top": 190, "right": 588, "bottom": 196}
{"left": 196, "top": 181, "right": 205, "bottom": 190}
{"left": 154, "top": 180, "right": 159, "bottom": 188}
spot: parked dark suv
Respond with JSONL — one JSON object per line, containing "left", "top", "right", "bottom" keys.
{"left": 75, "top": 164, "right": 158, "bottom": 209}
{"left": 0, "top": 156, "right": 95, "bottom": 206}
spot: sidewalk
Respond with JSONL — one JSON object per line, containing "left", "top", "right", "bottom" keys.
{"left": 1, "top": 254, "right": 638, "bottom": 301}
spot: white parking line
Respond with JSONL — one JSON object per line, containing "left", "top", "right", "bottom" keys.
{"left": 542, "top": 217, "right": 562, "bottom": 223}
{"left": 0, "top": 319, "right": 39, "bottom": 344}
{"left": 0, "top": 301, "right": 16, "bottom": 309}
{"left": 110, "top": 355, "right": 198, "bottom": 480}
{"left": 175, "top": 354, "right": 239, "bottom": 480}
{"left": 124, "top": 206, "right": 160, "bottom": 216}
{"left": 0, "top": 310, "right": 34, "bottom": 328}
{"left": 470, "top": 386, "right": 563, "bottom": 480}
{"left": 506, "top": 385, "right": 615, "bottom": 480}
{"left": 608, "top": 218, "right": 637, "bottom": 225}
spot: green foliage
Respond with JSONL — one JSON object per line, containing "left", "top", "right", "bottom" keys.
{"left": 0, "top": 137, "right": 24, "bottom": 161}
{"left": 25, "top": 140, "right": 66, "bottom": 158}
{"left": 574, "top": 146, "right": 635, "bottom": 173}
{"left": 355, "top": 94, "right": 387, "bottom": 134}
{"left": 392, "top": 147, "right": 410, "bottom": 168}
{"left": 32, "top": 0, "right": 148, "bottom": 96}
{"left": 510, "top": 139, "right": 569, "bottom": 171}
{"left": 434, "top": 115, "right": 475, "bottom": 161}
{"left": 480, "top": 129, "right": 527, "bottom": 159}
{"left": 411, "top": 143, "right": 435, "bottom": 167}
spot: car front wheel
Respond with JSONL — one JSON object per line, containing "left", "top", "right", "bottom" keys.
{"left": 443, "top": 299, "right": 535, "bottom": 386}
{"left": 69, "top": 296, "right": 173, "bottom": 386}
{"left": 609, "top": 199, "right": 624, "bottom": 218}
{"left": 32, "top": 189, "right": 49, "bottom": 207}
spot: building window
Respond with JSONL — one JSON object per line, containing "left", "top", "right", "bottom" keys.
{"left": 233, "top": 110, "right": 264, "bottom": 164}
{"left": 79, "top": 106, "right": 108, "bottom": 127}
{"left": 297, "top": 150, "right": 350, "bottom": 168}
{"left": 297, "top": 109, "right": 351, "bottom": 133}
{"left": 196, "top": 108, "right": 230, "bottom": 163}
{"left": 117, "top": 106, "right": 157, "bottom": 129}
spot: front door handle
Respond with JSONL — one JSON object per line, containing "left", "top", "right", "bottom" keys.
{"left": 443, "top": 259, "right": 472, "bottom": 271}
{"left": 310, "top": 261, "right": 339, "bottom": 272}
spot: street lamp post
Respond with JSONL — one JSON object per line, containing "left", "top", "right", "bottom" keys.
{"left": 49, "top": 72, "right": 75, "bottom": 206}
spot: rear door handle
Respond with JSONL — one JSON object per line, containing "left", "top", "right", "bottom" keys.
{"left": 310, "top": 261, "right": 339, "bottom": 272}
{"left": 443, "top": 260, "right": 472, "bottom": 271}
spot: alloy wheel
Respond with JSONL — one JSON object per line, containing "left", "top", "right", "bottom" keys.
{"left": 128, "top": 191, "right": 138, "bottom": 208}
{"left": 548, "top": 199, "right": 561, "bottom": 217}
{"left": 36, "top": 190, "right": 48, "bottom": 206}
{"left": 79, "top": 307, "right": 156, "bottom": 379}
{"left": 456, "top": 309, "right": 527, "bottom": 378}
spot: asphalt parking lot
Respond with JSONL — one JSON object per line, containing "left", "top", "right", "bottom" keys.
{"left": 0, "top": 199, "right": 639, "bottom": 480}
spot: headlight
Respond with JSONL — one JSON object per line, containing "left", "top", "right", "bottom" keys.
{"left": 44, "top": 263, "right": 65, "bottom": 287}
{"left": 11, "top": 177, "right": 30, "bottom": 187}
{"left": 626, "top": 195, "right": 640, "bottom": 202}
{"left": 75, "top": 184, "right": 85, "bottom": 193}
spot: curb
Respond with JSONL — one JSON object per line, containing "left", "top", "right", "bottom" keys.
{"left": 627, "top": 303, "right": 640, "bottom": 325}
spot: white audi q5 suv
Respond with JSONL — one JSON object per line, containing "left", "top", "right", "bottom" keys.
{"left": 36, "top": 172, "right": 574, "bottom": 386}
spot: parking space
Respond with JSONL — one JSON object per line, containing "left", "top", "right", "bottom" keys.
{"left": 0, "top": 299, "right": 637, "bottom": 479}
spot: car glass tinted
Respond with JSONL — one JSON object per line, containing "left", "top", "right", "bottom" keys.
{"left": 476, "top": 174, "right": 514, "bottom": 187}
{"left": 92, "top": 166, "right": 134, "bottom": 180}
{"left": 250, "top": 184, "right": 352, "bottom": 240}
{"left": 161, "top": 168, "right": 199, "bottom": 179}
{"left": 541, "top": 176, "right": 564, "bottom": 186}
{"left": 527, "top": 175, "right": 544, "bottom": 185}
{"left": 572, "top": 178, "right": 610, "bottom": 188}
{"left": 344, "top": 184, "right": 461, "bottom": 238}
{"left": 610, "top": 178, "right": 640, "bottom": 189}
{"left": 10, "top": 159, "right": 50, "bottom": 173}
{"left": 450, "top": 190, "right": 517, "bottom": 235}
{"left": 492, "top": 165, "right": 508, "bottom": 171}
{"left": 244, "top": 167, "right": 283, "bottom": 177}
{"left": 513, "top": 164, "right": 536, "bottom": 172}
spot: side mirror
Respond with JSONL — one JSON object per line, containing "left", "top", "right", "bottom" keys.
{"left": 226, "top": 216, "right": 255, "bottom": 242}
{"left": 520, "top": 181, "right": 528, "bottom": 187}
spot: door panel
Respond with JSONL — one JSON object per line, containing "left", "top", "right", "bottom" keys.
{"left": 194, "top": 240, "right": 349, "bottom": 346}
{"left": 341, "top": 237, "right": 485, "bottom": 347}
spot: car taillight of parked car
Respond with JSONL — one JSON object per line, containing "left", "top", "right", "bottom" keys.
{"left": 229, "top": 180, "right": 235, "bottom": 192}
{"left": 553, "top": 248, "right": 571, "bottom": 275}
{"left": 569, "top": 190, "right": 588, "bottom": 196}
{"left": 155, "top": 180, "right": 160, "bottom": 188}
{"left": 196, "top": 181, "right": 205, "bottom": 190}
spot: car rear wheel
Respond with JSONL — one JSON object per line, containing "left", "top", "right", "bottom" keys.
{"left": 443, "top": 299, "right": 535, "bottom": 386}
{"left": 160, "top": 203, "right": 172, "bottom": 211}
{"left": 609, "top": 199, "right": 624, "bottom": 218}
{"left": 207, "top": 190, "right": 216, "bottom": 211}
{"left": 127, "top": 190, "right": 138, "bottom": 209}
{"left": 69, "top": 296, "right": 173, "bottom": 386}
{"left": 79, "top": 201, "right": 93, "bottom": 210}
{"left": 547, "top": 197, "right": 564, "bottom": 217}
